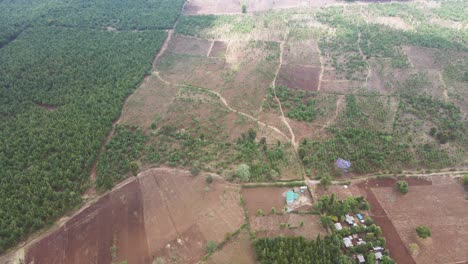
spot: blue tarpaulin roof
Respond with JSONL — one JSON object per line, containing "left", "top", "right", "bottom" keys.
{"left": 286, "top": 191, "right": 299, "bottom": 204}
{"left": 336, "top": 158, "right": 351, "bottom": 171}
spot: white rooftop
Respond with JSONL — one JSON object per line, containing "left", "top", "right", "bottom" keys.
{"left": 335, "top": 223, "right": 343, "bottom": 230}
{"left": 357, "top": 254, "right": 365, "bottom": 263}
{"left": 343, "top": 237, "right": 353, "bottom": 248}
{"left": 376, "top": 252, "right": 383, "bottom": 260}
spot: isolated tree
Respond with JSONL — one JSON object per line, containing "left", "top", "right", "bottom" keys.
{"left": 320, "top": 175, "right": 332, "bottom": 190}
{"left": 190, "top": 166, "right": 200, "bottom": 176}
{"left": 416, "top": 225, "right": 431, "bottom": 239}
{"left": 205, "top": 241, "right": 217, "bottom": 254}
{"left": 396, "top": 180, "right": 409, "bottom": 194}
{"left": 235, "top": 164, "right": 251, "bottom": 181}
{"left": 241, "top": 3, "right": 247, "bottom": 13}
{"left": 463, "top": 174, "right": 468, "bottom": 186}
{"left": 129, "top": 161, "right": 139, "bottom": 176}
{"left": 205, "top": 175, "right": 213, "bottom": 185}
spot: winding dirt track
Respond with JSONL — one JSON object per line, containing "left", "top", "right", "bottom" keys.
{"left": 154, "top": 72, "right": 290, "bottom": 141}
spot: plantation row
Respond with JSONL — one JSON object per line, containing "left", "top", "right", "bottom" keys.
{"left": 0, "top": 27, "right": 166, "bottom": 252}
{"left": 0, "top": 0, "right": 185, "bottom": 47}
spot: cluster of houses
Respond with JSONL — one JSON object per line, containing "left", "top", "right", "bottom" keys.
{"left": 334, "top": 213, "right": 387, "bottom": 263}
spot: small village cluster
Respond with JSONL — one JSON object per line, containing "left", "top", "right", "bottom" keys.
{"left": 335, "top": 213, "right": 387, "bottom": 263}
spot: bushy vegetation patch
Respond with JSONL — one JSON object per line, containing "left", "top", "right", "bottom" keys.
{"left": 96, "top": 125, "right": 147, "bottom": 190}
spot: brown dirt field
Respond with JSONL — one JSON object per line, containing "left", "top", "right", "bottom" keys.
{"left": 139, "top": 169, "right": 245, "bottom": 263}
{"left": 357, "top": 177, "right": 433, "bottom": 264}
{"left": 206, "top": 230, "right": 256, "bottom": 264}
{"left": 120, "top": 74, "right": 180, "bottom": 129}
{"left": 319, "top": 79, "right": 362, "bottom": 94}
{"left": 25, "top": 179, "right": 150, "bottom": 264}
{"left": 403, "top": 46, "right": 443, "bottom": 71}
{"left": 183, "top": 0, "right": 336, "bottom": 15}
{"left": 209, "top": 40, "right": 228, "bottom": 58}
{"left": 157, "top": 52, "right": 206, "bottom": 84}
{"left": 185, "top": 58, "right": 227, "bottom": 93}
{"left": 370, "top": 176, "right": 468, "bottom": 264}
{"left": 23, "top": 169, "right": 245, "bottom": 264}
{"left": 276, "top": 65, "right": 320, "bottom": 91}
{"left": 242, "top": 187, "right": 291, "bottom": 218}
{"left": 168, "top": 34, "right": 212, "bottom": 56}
{"left": 251, "top": 214, "right": 325, "bottom": 239}
{"left": 311, "top": 183, "right": 362, "bottom": 201}
{"left": 283, "top": 40, "right": 321, "bottom": 66}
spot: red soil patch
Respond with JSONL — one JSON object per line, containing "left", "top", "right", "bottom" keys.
{"left": 24, "top": 169, "right": 245, "bottom": 264}
{"left": 357, "top": 177, "right": 432, "bottom": 264}
{"left": 242, "top": 187, "right": 290, "bottom": 218}
{"left": 25, "top": 179, "right": 150, "bottom": 264}
{"left": 371, "top": 176, "right": 468, "bottom": 264}
{"left": 276, "top": 65, "right": 320, "bottom": 91}
{"left": 139, "top": 169, "right": 245, "bottom": 263}
{"left": 208, "top": 41, "right": 228, "bottom": 58}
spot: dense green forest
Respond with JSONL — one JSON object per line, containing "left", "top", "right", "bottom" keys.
{"left": 0, "top": 0, "right": 185, "bottom": 47}
{"left": 0, "top": 26, "right": 166, "bottom": 252}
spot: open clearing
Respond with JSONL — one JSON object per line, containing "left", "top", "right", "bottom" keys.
{"left": 357, "top": 176, "right": 468, "bottom": 264}
{"left": 206, "top": 229, "right": 256, "bottom": 264}
{"left": 370, "top": 176, "right": 468, "bottom": 264}
{"left": 23, "top": 169, "right": 245, "bottom": 264}
{"left": 183, "top": 0, "right": 337, "bottom": 15}
{"left": 276, "top": 65, "right": 321, "bottom": 91}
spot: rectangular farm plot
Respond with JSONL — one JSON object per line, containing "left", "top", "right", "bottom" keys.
{"left": 371, "top": 176, "right": 468, "bottom": 264}
{"left": 208, "top": 41, "right": 228, "bottom": 58}
{"left": 283, "top": 40, "right": 321, "bottom": 66}
{"left": 251, "top": 214, "right": 325, "bottom": 239}
{"left": 242, "top": 187, "right": 312, "bottom": 218}
{"left": 168, "top": 34, "right": 212, "bottom": 56}
{"left": 276, "top": 64, "right": 320, "bottom": 91}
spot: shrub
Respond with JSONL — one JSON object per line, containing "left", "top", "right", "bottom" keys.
{"left": 396, "top": 180, "right": 409, "bottom": 194}
{"left": 409, "top": 243, "right": 420, "bottom": 255}
{"left": 242, "top": 4, "right": 247, "bottom": 13}
{"left": 190, "top": 167, "right": 200, "bottom": 176}
{"left": 129, "top": 161, "right": 139, "bottom": 176}
{"left": 257, "top": 209, "right": 264, "bottom": 216}
{"left": 463, "top": 174, "right": 468, "bottom": 186}
{"left": 320, "top": 175, "right": 332, "bottom": 190}
{"left": 205, "top": 241, "right": 217, "bottom": 254}
{"left": 235, "top": 164, "right": 251, "bottom": 182}
{"left": 416, "top": 225, "right": 431, "bottom": 238}
{"left": 206, "top": 175, "right": 213, "bottom": 185}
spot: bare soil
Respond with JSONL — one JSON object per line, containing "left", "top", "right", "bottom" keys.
{"left": 25, "top": 179, "right": 150, "bottom": 264}
{"left": 371, "top": 176, "right": 468, "bottom": 264}
{"left": 276, "top": 65, "right": 321, "bottom": 91}
{"left": 183, "top": 0, "right": 336, "bottom": 15}
{"left": 23, "top": 169, "right": 245, "bottom": 264}
{"left": 209, "top": 40, "right": 228, "bottom": 58}
{"left": 252, "top": 214, "right": 325, "bottom": 239}
{"left": 357, "top": 177, "right": 432, "bottom": 264}
{"left": 206, "top": 230, "right": 256, "bottom": 264}
{"left": 283, "top": 40, "right": 321, "bottom": 66}
{"left": 168, "top": 34, "right": 212, "bottom": 56}
{"left": 139, "top": 169, "right": 245, "bottom": 263}
{"left": 120, "top": 74, "right": 180, "bottom": 129}
{"left": 242, "top": 187, "right": 291, "bottom": 218}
